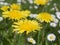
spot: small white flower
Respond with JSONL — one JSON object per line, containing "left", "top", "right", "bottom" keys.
{"left": 27, "top": 37, "right": 36, "bottom": 44}
{"left": 0, "top": 17, "right": 3, "bottom": 21}
{"left": 51, "top": 14, "right": 56, "bottom": 18}
{"left": 34, "top": 6, "right": 38, "bottom": 9}
{"left": 4, "top": 2, "right": 9, "bottom": 5}
{"left": 53, "top": 18, "right": 59, "bottom": 23}
{"left": 50, "top": 0, "right": 52, "bottom": 1}
{"left": 47, "top": 3, "right": 50, "bottom": 5}
{"left": 47, "top": 33, "right": 56, "bottom": 41}
{"left": 29, "top": 14, "right": 37, "bottom": 18}
{"left": 56, "top": 12, "right": 60, "bottom": 19}
{"left": 54, "top": 3, "right": 56, "bottom": 6}
{"left": 22, "top": 0, "right": 26, "bottom": 3}
{"left": 17, "top": 0, "right": 21, "bottom": 2}
{"left": 0, "top": 2, "right": 9, "bottom": 5}
{"left": 50, "top": 22, "right": 57, "bottom": 27}
{"left": 51, "top": 8, "right": 55, "bottom": 11}
{"left": 58, "top": 30, "right": 60, "bottom": 34}
{"left": 29, "top": 6, "right": 33, "bottom": 9}
{"left": 51, "top": 14, "right": 59, "bottom": 23}
{"left": 28, "top": 0, "right": 33, "bottom": 4}
{"left": 0, "top": 2, "right": 4, "bottom": 4}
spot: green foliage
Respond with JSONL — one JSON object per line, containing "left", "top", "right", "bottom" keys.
{"left": 0, "top": 0, "right": 60, "bottom": 45}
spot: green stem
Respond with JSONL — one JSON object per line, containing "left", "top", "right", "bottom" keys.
{"left": 37, "top": 30, "right": 41, "bottom": 45}
{"left": 51, "top": 42, "right": 53, "bottom": 45}
{"left": 42, "top": 24, "right": 47, "bottom": 45}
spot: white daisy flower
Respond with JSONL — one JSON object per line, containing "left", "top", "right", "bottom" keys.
{"left": 50, "top": 0, "right": 52, "bottom": 1}
{"left": 17, "top": 0, "right": 21, "bottom": 3}
{"left": 29, "top": 6, "right": 33, "bottom": 9}
{"left": 47, "top": 33, "right": 56, "bottom": 41}
{"left": 51, "top": 14, "right": 56, "bottom": 18}
{"left": 51, "top": 8, "right": 55, "bottom": 11}
{"left": 58, "top": 30, "right": 60, "bottom": 34}
{"left": 51, "top": 14, "right": 59, "bottom": 23}
{"left": 29, "top": 14, "right": 37, "bottom": 18}
{"left": 27, "top": 37, "right": 36, "bottom": 44}
{"left": 34, "top": 6, "right": 38, "bottom": 9}
{"left": 50, "top": 22, "right": 57, "bottom": 27}
{"left": 53, "top": 18, "right": 59, "bottom": 23}
{"left": 22, "top": 0, "right": 26, "bottom": 3}
{"left": 0, "top": 17, "right": 3, "bottom": 21}
{"left": 0, "top": 2, "right": 4, "bottom": 4}
{"left": 4, "top": 2, "right": 9, "bottom": 5}
{"left": 53, "top": 3, "right": 56, "bottom": 6}
{"left": 28, "top": 0, "right": 33, "bottom": 4}
{"left": 56, "top": 12, "right": 60, "bottom": 19}
{"left": 47, "top": 3, "right": 50, "bottom": 6}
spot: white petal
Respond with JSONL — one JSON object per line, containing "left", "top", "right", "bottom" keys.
{"left": 53, "top": 18, "right": 59, "bottom": 23}
{"left": 32, "top": 40, "right": 36, "bottom": 44}
{"left": 0, "top": 2, "right": 4, "bottom": 4}
{"left": 58, "top": 30, "right": 60, "bottom": 34}
{"left": 28, "top": 0, "right": 33, "bottom": 4}
{"left": 0, "top": 17, "right": 3, "bottom": 21}
{"left": 50, "top": 22, "right": 57, "bottom": 27}
{"left": 17, "top": 0, "right": 21, "bottom": 2}
{"left": 29, "top": 14, "right": 37, "bottom": 18}
{"left": 34, "top": 6, "right": 38, "bottom": 9}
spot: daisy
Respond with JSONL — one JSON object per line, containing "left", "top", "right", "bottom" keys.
{"left": 17, "top": 0, "right": 21, "bottom": 3}
{"left": 56, "top": 12, "right": 60, "bottom": 19}
{"left": 47, "top": 33, "right": 56, "bottom": 41}
{"left": 53, "top": 18, "right": 59, "bottom": 23}
{"left": 50, "top": 22, "right": 57, "bottom": 27}
{"left": 28, "top": 0, "right": 33, "bottom": 4}
{"left": 0, "top": 17, "right": 3, "bottom": 21}
{"left": 27, "top": 37, "right": 36, "bottom": 44}
{"left": 34, "top": 6, "right": 38, "bottom": 9}
{"left": 58, "top": 30, "right": 60, "bottom": 34}
{"left": 51, "top": 14, "right": 59, "bottom": 23}
{"left": 29, "top": 14, "right": 37, "bottom": 18}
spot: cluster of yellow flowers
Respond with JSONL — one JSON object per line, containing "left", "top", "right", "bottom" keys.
{"left": 1, "top": 4, "right": 30, "bottom": 20}
{"left": 1, "top": 4, "right": 53, "bottom": 34}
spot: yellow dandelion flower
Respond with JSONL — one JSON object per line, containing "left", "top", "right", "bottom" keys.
{"left": 34, "top": 0, "right": 49, "bottom": 5}
{"left": 36, "top": 12, "right": 53, "bottom": 23}
{"left": 10, "top": 4, "right": 21, "bottom": 10}
{"left": 2, "top": 10, "right": 30, "bottom": 20}
{"left": 1, "top": 6, "right": 9, "bottom": 11}
{"left": 12, "top": 19, "right": 42, "bottom": 34}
